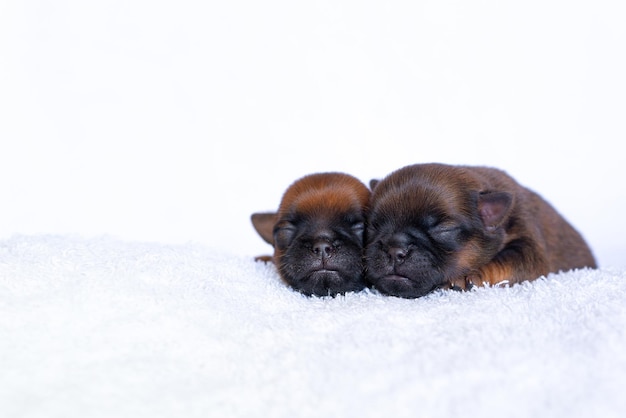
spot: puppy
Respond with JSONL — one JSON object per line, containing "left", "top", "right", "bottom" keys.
{"left": 365, "top": 163, "right": 597, "bottom": 298}
{"left": 251, "top": 172, "right": 370, "bottom": 296}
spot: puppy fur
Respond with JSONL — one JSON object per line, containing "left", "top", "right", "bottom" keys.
{"left": 365, "top": 163, "right": 597, "bottom": 298}
{"left": 251, "top": 172, "right": 370, "bottom": 296}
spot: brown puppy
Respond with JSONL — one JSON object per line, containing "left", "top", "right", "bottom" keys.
{"left": 365, "top": 163, "right": 597, "bottom": 298}
{"left": 251, "top": 172, "right": 370, "bottom": 296}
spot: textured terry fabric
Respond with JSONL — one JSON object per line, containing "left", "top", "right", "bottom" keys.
{"left": 1, "top": 235, "right": 624, "bottom": 418}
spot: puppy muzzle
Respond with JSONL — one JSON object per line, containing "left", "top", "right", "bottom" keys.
{"left": 300, "top": 269, "right": 365, "bottom": 297}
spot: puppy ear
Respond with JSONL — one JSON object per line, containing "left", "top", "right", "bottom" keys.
{"left": 369, "top": 179, "right": 380, "bottom": 190}
{"left": 251, "top": 212, "right": 278, "bottom": 245}
{"left": 477, "top": 192, "right": 513, "bottom": 230}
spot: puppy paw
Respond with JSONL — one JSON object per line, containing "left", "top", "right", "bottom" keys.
{"left": 465, "top": 273, "right": 483, "bottom": 289}
{"left": 254, "top": 255, "right": 273, "bottom": 263}
{"left": 448, "top": 276, "right": 470, "bottom": 291}
{"left": 448, "top": 273, "right": 483, "bottom": 291}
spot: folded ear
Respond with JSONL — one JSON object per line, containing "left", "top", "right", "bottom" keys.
{"left": 369, "top": 179, "right": 380, "bottom": 190}
{"left": 251, "top": 212, "right": 278, "bottom": 245}
{"left": 477, "top": 192, "right": 513, "bottom": 231}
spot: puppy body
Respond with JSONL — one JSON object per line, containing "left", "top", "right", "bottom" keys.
{"left": 366, "top": 163, "right": 596, "bottom": 298}
{"left": 252, "top": 172, "right": 370, "bottom": 296}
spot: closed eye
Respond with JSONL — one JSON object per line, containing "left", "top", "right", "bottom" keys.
{"left": 433, "top": 224, "right": 459, "bottom": 233}
{"left": 430, "top": 223, "right": 461, "bottom": 239}
{"left": 351, "top": 222, "right": 364, "bottom": 233}
{"left": 273, "top": 222, "right": 297, "bottom": 249}
{"left": 351, "top": 221, "right": 365, "bottom": 240}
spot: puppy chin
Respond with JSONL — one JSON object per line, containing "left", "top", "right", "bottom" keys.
{"left": 371, "top": 274, "right": 441, "bottom": 299}
{"left": 293, "top": 269, "right": 365, "bottom": 297}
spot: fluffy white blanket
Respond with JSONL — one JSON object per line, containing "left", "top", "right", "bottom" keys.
{"left": 1, "top": 235, "right": 624, "bottom": 417}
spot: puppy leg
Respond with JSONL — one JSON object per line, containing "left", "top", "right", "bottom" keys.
{"left": 466, "top": 243, "right": 548, "bottom": 289}
{"left": 445, "top": 239, "right": 548, "bottom": 291}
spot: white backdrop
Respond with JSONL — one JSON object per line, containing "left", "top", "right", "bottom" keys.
{"left": 1, "top": 0, "right": 624, "bottom": 267}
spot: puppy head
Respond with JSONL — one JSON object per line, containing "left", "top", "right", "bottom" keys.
{"left": 365, "top": 164, "right": 513, "bottom": 298}
{"left": 251, "top": 172, "right": 370, "bottom": 297}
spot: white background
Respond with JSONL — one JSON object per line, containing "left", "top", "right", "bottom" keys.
{"left": 1, "top": 0, "right": 624, "bottom": 266}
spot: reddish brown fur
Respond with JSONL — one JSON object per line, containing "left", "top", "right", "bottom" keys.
{"left": 278, "top": 174, "right": 370, "bottom": 219}
{"left": 462, "top": 165, "right": 596, "bottom": 287}
{"left": 251, "top": 172, "right": 371, "bottom": 296}
{"left": 272, "top": 173, "right": 370, "bottom": 262}
{"left": 366, "top": 163, "right": 597, "bottom": 296}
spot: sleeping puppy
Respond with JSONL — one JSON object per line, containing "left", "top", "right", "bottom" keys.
{"left": 251, "top": 172, "right": 370, "bottom": 296}
{"left": 365, "top": 163, "right": 597, "bottom": 298}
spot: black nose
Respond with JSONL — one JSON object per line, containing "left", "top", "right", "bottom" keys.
{"left": 388, "top": 247, "right": 407, "bottom": 264}
{"left": 313, "top": 241, "right": 333, "bottom": 257}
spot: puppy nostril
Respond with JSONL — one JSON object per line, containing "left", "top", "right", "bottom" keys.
{"left": 313, "top": 242, "right": 333, "bottom": 257}
{"left": 389, "top": 247, "right": 407, "bottom": 264}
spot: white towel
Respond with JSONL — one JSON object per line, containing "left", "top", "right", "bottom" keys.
{"left": 1, "top": 235, "right": 624, "bottom": 417}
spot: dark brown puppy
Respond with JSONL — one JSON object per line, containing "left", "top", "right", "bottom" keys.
{"left": 365, "top": 163, "right": 597, "bottom": 298}
{"left": 251, "top": 172, "right": 370, "bottom": 296}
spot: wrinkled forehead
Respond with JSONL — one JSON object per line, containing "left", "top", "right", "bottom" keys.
{"left": 279, "top": 187, "right": 367, "bottom": 220}
{"left": 372, "top": 180, "right": 472, "bottom": 222}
